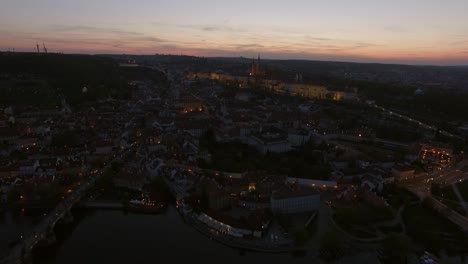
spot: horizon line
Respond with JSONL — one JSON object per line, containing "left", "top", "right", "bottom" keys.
{"left": 2, "top": 50, "right": 468, "bottom": 68}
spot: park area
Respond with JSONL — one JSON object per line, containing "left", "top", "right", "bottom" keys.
{"left": 402, "top": 200, "right": 467, "bottom": 253}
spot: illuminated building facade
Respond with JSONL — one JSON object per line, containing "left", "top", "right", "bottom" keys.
{"left": 250, "top": 55, "right": 265, "bottom": 77}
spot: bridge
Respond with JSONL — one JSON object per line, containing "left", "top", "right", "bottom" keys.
{"left": 0, "top": 173, "right": 100, "bottom": 264}
{"left": 402, "top": 183, "right": 468, "bottom": 233}
{"left": 429, "top": 196, "right": 468, "bottom": 232}
{"left": 1, "top": 144, "right": 136, "bottom": 264}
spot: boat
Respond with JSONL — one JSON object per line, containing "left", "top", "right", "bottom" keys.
{"left": 127, "top": 199, "right": 166, "bottom": 214}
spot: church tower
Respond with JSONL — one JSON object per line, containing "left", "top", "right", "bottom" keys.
{"left": 250, "top": 54, "right": 264, "bottom": 77}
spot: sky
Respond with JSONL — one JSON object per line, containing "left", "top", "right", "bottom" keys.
{"left": 1, "top": 0, "right": 468, "bottom": 65}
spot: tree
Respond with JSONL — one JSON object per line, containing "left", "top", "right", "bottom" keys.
{"left": 199, "top": 129, "right": 216, "bottom": 150}
{"left": 351, "top": 175, "right": 362, "bottom": 185}
{"left": 277, "top": 215, "right": 292, "bottom": 229}
{"left": 37, "top": 183, "right": 62, "bottom": 203}
{"left": 110, "top": 159, "right": 123, "bottom": 172}
{"left": 431, "top": 183, "right": 442, "bottom": 196}
{"left": 7, "top": 189, "right": 20, "bottom": 203}
{"left": 50, "top": 130, "right": 81, "bottom": 147}
{"left": 422, "top": 197, "right": 435, "bottom": 209}
{"left": 90, "top": 157, "right": 105, "bottom": 169}
{"left": 382, "top": 233, "right": 410, "bottom": 263}
{"left": 200, "top": 187, "right": 209, "bottom": 209}
{"left": 9, "top": 150, "right": 27, "bottom": 160}
{"left": 320, "top": 230, "right": 343, "bottom": 261}
{"left": 293, "top": 228, "right": 308, "bottom": 247}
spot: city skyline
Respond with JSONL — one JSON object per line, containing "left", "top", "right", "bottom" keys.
{"left": 1, "top": 0, "right": 468, "bottom": 65}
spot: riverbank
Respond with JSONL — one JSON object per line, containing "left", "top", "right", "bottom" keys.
{"left": 32, "top": 208, "right": 327, "bottom": 264}
{"left": 184, "top": 212, "right": 295, "bottom": 254}
{"left": 1, "top": 201, "right": 57, "bottom": 211}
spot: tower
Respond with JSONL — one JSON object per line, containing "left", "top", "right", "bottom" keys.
{"left": 250, "top": 54, "right": 263, "bottom": 77}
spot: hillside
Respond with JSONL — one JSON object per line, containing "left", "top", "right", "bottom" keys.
{"left": 0, "top": 52, "right": 168, "bottom": 107}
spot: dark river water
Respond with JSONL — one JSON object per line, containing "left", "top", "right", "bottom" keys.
{"left": 1, "top": 206, "right": 323, "bottom": 264}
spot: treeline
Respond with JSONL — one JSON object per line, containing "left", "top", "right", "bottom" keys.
{"left": 0, "top": 53, "right": 168, "bottom": 106}
{"left": 321, "top": 76, "right": 468, "bottom": 121}
{"left": 198, "top": 130, "right": 332, "bottom": 179}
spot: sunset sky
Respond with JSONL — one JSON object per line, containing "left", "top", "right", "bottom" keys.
{"left": 1, "top": 0, "right": 468, "bottom": 65}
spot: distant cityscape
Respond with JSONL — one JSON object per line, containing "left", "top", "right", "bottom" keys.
{"left": 0, "top": 51, "right": 467, "bottom": 264}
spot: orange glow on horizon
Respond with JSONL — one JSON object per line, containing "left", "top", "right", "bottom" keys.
{"left": 2, "top": 0, "right": 468, "bottom": 67}
{"left": 4, "top": 39, "right": 466, "bottom": 65}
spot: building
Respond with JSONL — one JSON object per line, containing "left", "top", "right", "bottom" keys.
{"left": 197, "top": 209, "right": 272, "bottom": 238}
{"left": 18, "top": 160, "right": 39, "bottom": 175}
{"left": 0, "top": 128, "right": 19, "bottom": 144}
{"left": 283, "top": 83, "right": 328, "bottom": 99}
{"left": 15, "top": 136, "right": 38, "bottom": 150}
{"left": 207, "top": 183, "right": 231, "bottom": 210}
{"left": 113, "top": 169, "right": 145, "bottom": 191}
{"left": 250, "top": 127, "right": 291, "bottom": 153}
{"left": 152, "top": 117, "right": 175, "bottom": 132}
{"left": 287, "top": 129, "right": 311, "bottom": 147}
{"left": 392, "top": 164, "right": 415, "bottom": 181}
{"left": 286, "top": 177, "right": 337, "bottom": 189}
{"left": 250, "top": 55, "right": 265, "bottom": 77}
{"left": 419, "top": 144, "right": 453, "bottom": 167}
{"left": 0, "top": 166, "right": 16, "bottom": 179}
{"left": 95, "top": 141, "right": 114, "bottom": 155}
{"left": 208, "top": 191, "right": 231, "bottom": 210}
{"left": 458, "top": 124, "right": 468, "bottom": 137}
{"left": 270, "top": 187, "right": 320, "bottom": 214}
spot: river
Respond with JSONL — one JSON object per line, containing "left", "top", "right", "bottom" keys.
{"left": 25, "top": 206, "right": 323, "bottom": 264}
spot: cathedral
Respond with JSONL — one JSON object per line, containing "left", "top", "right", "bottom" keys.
{"left": 250, "top": 55, "right": 265, "bottom": 77}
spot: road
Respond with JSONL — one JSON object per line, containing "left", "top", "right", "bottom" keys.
{"left": 452, "top": 183, "right": 468, "bottom": 211}
{"left": 369, "top": 103, "right": 464, "bottom": 141}
{"left": 429, "top": 197, "right": 468, "bottom": 232}
{"left": 404, "top": 159, "right": 468, "bottom": 199}
{"left": 431, "top": 159, "right": 468, "bottom": 187}
{"left": 402, "top": 159, "right": 468, "bottom": 233}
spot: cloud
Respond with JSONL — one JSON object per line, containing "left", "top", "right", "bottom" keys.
{"left": 49, "top": 25, "right": 144, "bottom": 37}
{"left": 451, "top": 40, "right": 468, "bottom": 46}
{"left": 297, "top": 35, "right": 378, "bottom": 53}
{"left": 131, "top": 36, "right": 166, "bottom": 43}
{"left": 171, "top": 23, "right": 249, "bottom": 34}
{"left": 202, "top": 26, "right": 218, "bottom": 32}
{"left": 384, "top": 25, "right": 407, "bottom": 33}
{"left": 304, "top": 36, "right": 333, "bottom": 42}
{"left": 200, "top": 25, "right": 251, "bottom": 33}
{"left": 231, "top": 43, "right": 265, "bottom": 49}
{"left": 24, "top": 24, "right": 169, "bottom": 50}
{"left": 8, "top": 21, "right": 465, "bottom": 65}
{"left": 146, "top": 22, "right": 378, "bottom": 54}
